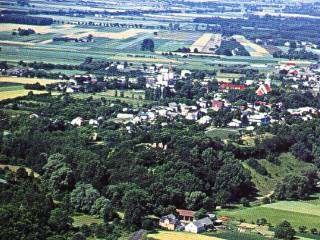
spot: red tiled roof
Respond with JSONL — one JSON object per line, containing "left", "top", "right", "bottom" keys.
{"left": 176, "top": 209, "right": 195, "bottom": 217}
{"left": 219, "top": 83, "right": 246, "bottom": 90}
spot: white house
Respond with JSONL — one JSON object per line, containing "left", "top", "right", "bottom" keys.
{"left": 71, "top": 117, "right": 85, "bottom": 127}
{"left": 185, "top": 217, "right": 213, "bottom": 234}
{"left": 228, "top": 119, "right": 242, "bottom": 128}
{"left": 197, "top": 116, "right": 212, "bottom": 125}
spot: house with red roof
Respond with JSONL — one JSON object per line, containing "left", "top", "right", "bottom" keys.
{"left": 176, "top": 209, "right": 195, "bottom": 223}
{"left": 219, "top": 83, "right": 246, "bottom": 91}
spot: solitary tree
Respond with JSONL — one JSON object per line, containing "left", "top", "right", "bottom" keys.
{"left": 141, "top": 39, "right": 155, "bottom": 52}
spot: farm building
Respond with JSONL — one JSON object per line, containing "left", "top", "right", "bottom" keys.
{"left": 159, "top": 214, "right": 181, "bottom": 230}
{"left": 185, "top": 217, "right": 214, "bottom": 234}
{"left": 176, "top": 209, "right": 195, "bottom": 223}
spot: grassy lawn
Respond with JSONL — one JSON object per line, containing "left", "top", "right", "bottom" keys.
{"left": 72, "top": 90, "right": 153, "bottom": 106}
{"left": 206, "top": 128, "right": 240, "bottom": 140}
{"left": 218, "top": 200, "right": 320, "bottom": 229}
{"left": 305, "top": 193, "right": 320, "bottom": 206}
{"left": 263, "top": 201, "right": 320, "bottom": 216}
{"left": 147, "top": 231, "right": 224, "bottom": 240}
{"left": 215, "top": 73, "right": 243, "bottom": 83}
{"left": 72, "top": 213, "right": 104, "bottom": 228}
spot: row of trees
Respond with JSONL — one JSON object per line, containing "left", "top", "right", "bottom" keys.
{"left": 0, "top": 14, "right": 53, "bottom": 25}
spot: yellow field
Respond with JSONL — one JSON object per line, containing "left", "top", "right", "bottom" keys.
{"left": 190, "top": 33, "right": 213, "bottom": 52}
{"left": 0, "top": 76, "right": 63, "bottom": 85}
{"left": 67, "top": 28, "right": 156, "bottom": 39}
{"left": 0, "top": 23, "right": 74, "bottom": 34}
{"left": 147, "top": 231, "right": 224, "bottom": 240}
{"left": 0, "top": 89, "right": 59, "bottom": 100}
{"left": 234, "top": 35, "right": 270, "bottom": 57}
{"left": 0, "top": 164, "right": 40, "bottom": 178}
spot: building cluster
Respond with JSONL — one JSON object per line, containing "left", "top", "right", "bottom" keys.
{"left": 159, "top": 209, "right": 219, "bottom": 234}
{"left": 278, "top": 62, "right": 320, "bottom": 96}
{"left": 21, "top": 61, "right": 319, "bottom": 130}
{"left": 158, "top": 209, "right": 274, "bottom": 236}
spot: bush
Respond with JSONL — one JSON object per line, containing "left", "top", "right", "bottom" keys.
{"left": 274, "top": 221, "right": 296, "bottom": 240}
{"left": 240, "top": 197, "right": 250, "bottom": 207}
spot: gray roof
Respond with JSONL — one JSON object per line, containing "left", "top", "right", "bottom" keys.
{"left": 193, "top": 217, "right": 213, "bottom": 228}
{"left": 160, "top": 214, "right": 179, "bottom": 224}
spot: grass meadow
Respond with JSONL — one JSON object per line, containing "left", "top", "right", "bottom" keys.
{"left": 218, "top": 200, "right": 320, "bottom": 229}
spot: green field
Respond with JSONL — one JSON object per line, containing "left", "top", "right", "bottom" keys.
{"left": 72, "top": 90, "right": 152, "bottom": 106}
{"left": 206, "top": 128, "right": 241, "bottom": 140}
{"left": 219, "top": 200, "right": 320, "bottom": 229}
{"left": 0, "top": 85, "right": 22, "bottom": 92}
